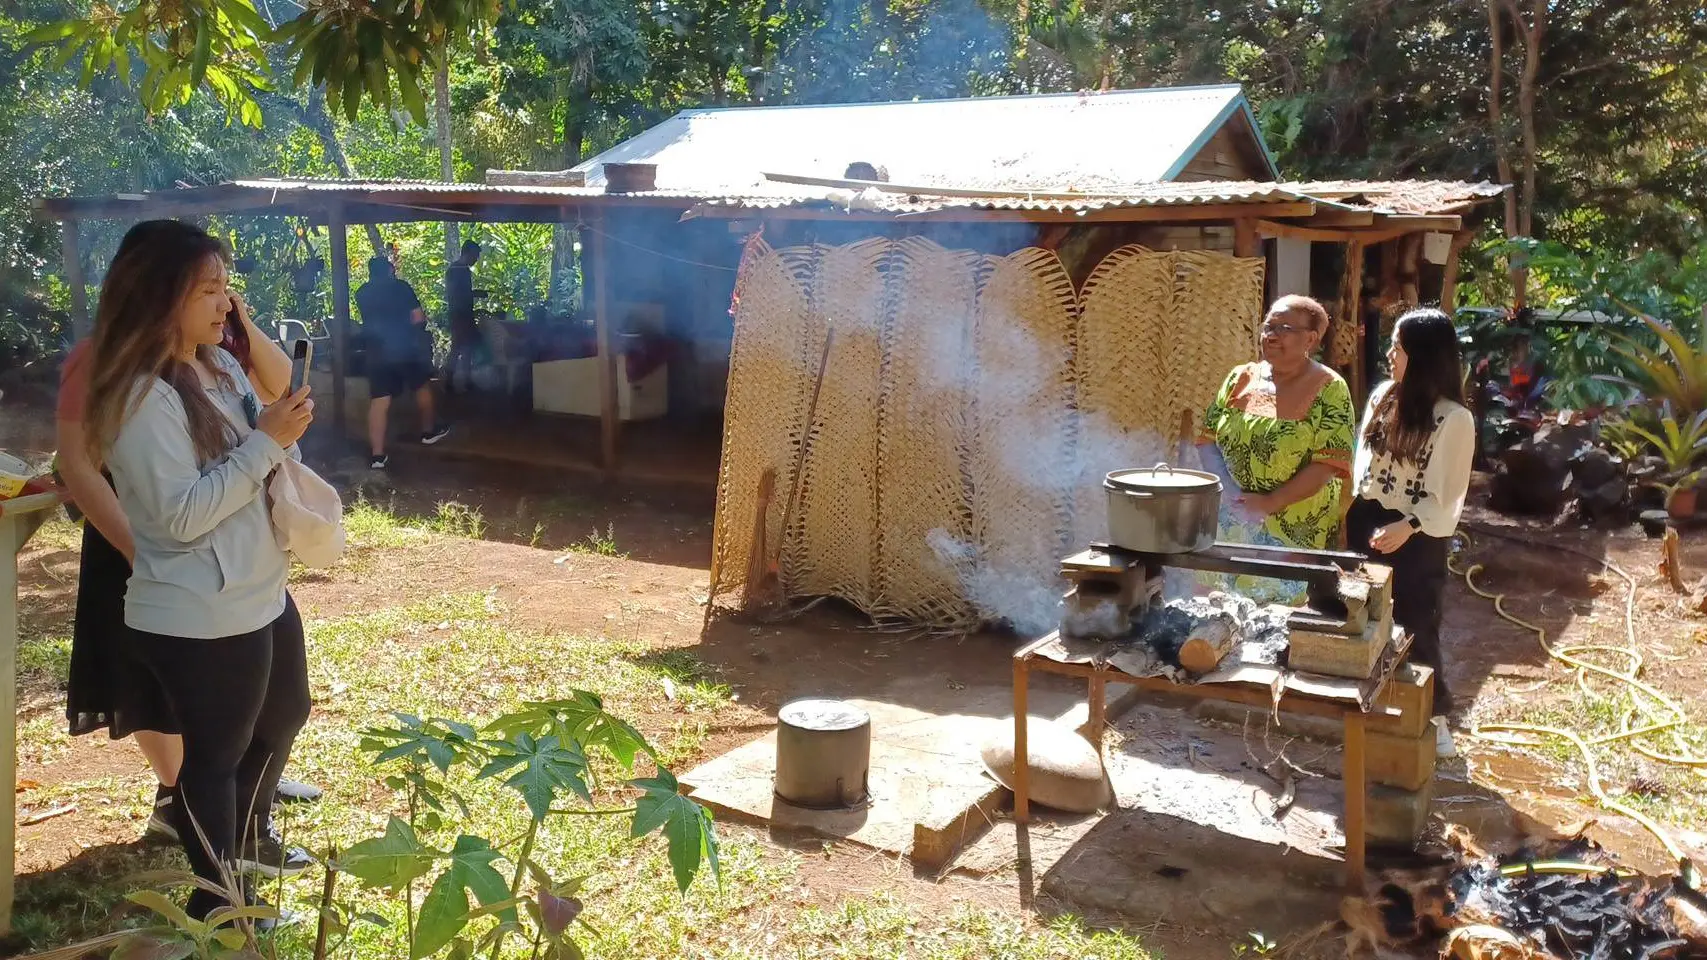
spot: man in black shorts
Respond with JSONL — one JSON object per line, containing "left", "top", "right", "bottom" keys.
{"left": 356, "top": 256, "right": 448, "bottom": 469}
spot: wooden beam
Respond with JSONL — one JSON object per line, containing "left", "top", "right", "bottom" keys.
{"left": 698, "top": 201, "right": 1318, "bottom": 225}
{"left": 1438, "top": 229, "right": 1478, "bottom": 311}
{"left": 327, "top": 204, "right": 351, "bottom": 441}
{"left": 1303, "top": 208, "right": 1378, "bottom": 228}
{"left": 1233, "top": 218, "right": 1260, "bottom": 258}
{"left": 1342, "top": 240, "right": 1368, "bottom": 404}
{"left": 1378, "top": 214, "right": 1462, "bottom": 232}
{"left": 62, "top": 220, "right": 88, "bottom": 340}
{"left": 1257, "top": 220, "right": 1417, "bottom": 245}
{"left": 589, "top": 215, "right": 619, "bottom": 471}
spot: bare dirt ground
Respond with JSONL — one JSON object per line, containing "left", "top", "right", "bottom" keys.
{"left": 5, "top": 385, "right": 1705, "bottom": 956}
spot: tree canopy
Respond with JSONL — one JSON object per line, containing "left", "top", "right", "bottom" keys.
{"left": 2, "top": 0, "right": 1703, "bottom": 363}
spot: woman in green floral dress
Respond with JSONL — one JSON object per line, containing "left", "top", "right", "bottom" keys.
{"left": 1196, "top": 295, "right": 1356, "bottom": 602}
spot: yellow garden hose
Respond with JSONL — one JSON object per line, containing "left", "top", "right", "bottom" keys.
{"left": 1447, "top": 526, "right": 1707, "bottom": 872}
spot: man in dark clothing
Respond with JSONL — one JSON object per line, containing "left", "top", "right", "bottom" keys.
{"left": 355, "top": 256, "right": 448, "bottom": 469}
{"left": 444, "top": 241, "right": 483, "bottom": 393}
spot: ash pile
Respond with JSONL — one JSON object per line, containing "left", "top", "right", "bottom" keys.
{"left": 1352, "top": 837, "right": 1707, "bottom": 960}
{"left": 1065, "top": 590, "right": 1290, "bottom": 678}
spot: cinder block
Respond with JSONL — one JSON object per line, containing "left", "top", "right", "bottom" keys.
{"left": 1365, "top": 779, "right": 1435, "bottom": 849}
{"left": 1365, "top": 728, "right": 1437, "bottom": 792}
{"left": 1369, "top": 664, "right": 1434, "bottom": 739}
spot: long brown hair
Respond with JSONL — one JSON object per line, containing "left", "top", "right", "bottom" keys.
{"left": 1366, "top": 308, "right": 1466, "bottom": 464}
{"left": 84, "top": 221, "right": 238, "bottom": 467}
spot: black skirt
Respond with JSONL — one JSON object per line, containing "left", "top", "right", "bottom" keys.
{"left": 66, "top": 520, "right": 178, "bottom": 739}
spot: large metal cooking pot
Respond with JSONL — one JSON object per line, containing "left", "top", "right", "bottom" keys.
{"left": 1104, "top": 463, "right": 1222, "bottom": 554}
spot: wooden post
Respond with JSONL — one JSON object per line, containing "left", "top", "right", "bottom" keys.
{"left": 0, "top": 514, "right": 17, "bottom": 937}
{"left": 1233, "top": 218, "right": 1260, "bottom": 259}
{"left": 63, "top": 219, "right": 89, "bottom": 340}
{"left": 1343, "top": 710, "right": 1368, "bottom": 891}
{"left": 1012, "top": 655, "right": 1031, "bottom": 824}
{"left": 1341, "top": 241, "right": 1368, "bottom": 404}
{"left": 589, "top": 215, "right": 619, "bottom": 471}
{"left": 327, "top": 204, "right": 351, "bottom": 441}
{"left": 0, "top": 492, "right": 58, "bottom": 936}
{"left": 1439, "top": 230, "right": 1477, "bottom": 312}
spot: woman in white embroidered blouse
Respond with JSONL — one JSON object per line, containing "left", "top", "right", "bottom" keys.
{"left": 1348, "top": 308, "right": 1475, "bottom": 753}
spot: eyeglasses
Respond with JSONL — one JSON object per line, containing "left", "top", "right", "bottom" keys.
{"left": 1260, "top": 320, "right": 1315, "bottom": 336}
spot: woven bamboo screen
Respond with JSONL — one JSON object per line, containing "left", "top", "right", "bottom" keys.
{"left": 709, "top": 237, "right": 1263, "bottom": 630}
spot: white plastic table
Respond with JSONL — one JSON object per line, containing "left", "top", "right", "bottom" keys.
{"left": 0, "top": 490, "right": 63, "bottom": 935}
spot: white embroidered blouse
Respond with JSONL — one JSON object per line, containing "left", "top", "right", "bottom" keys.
{"left": 1352, "top": 381, "right": 1476, "bottom": 539}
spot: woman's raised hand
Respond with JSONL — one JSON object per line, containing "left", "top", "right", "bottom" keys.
{"left": 258, "top": 386, "right": 314, "bottom": 447}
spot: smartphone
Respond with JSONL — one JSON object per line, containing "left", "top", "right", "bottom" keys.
{"left": 289, "top": 338, "right": 314, "bottom": 395}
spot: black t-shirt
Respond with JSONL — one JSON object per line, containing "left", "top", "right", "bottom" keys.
{"left": 356, "top": 276, "right": 426, "bottom": 362}
{"left": 446, "top": 264, "right": 474, "bottom": 324}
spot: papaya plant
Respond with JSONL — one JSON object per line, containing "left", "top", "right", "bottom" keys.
{"left": 18, "top": 693, "right": 716, "bottom": 960}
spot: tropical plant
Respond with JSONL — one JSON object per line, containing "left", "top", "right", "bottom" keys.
{"left": 1608, "top": 313, "right": 1707, "bottom": 418}
{"left": 1617, "top": 405, "right": 1707, "bottom": 479}
{"left": 23, "top": 694, "right": 717, "bottom": 960}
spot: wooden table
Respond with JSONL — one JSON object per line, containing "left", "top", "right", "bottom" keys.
{"left": 1011, "top": 628, "right": 1409, "bottom": 891}
{"left": 0, "top": 491, "right": 64, "bottom": 936}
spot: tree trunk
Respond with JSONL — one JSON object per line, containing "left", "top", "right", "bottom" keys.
{"left": 1484, "top": 0, "right": 1518, "bottom": 238}
{"left": 548, "top": 80, "right": 594, "bottom": 312}
{"left": 436, "top": 52, "right": 459, "bottom": 262}
{"left": 1515, "top": 0, "right": 1545, "bottom": 241}
{"left": 299, "top": 90, "right": 386, "bottom": 254}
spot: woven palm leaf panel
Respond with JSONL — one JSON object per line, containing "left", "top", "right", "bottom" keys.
{"left": 709, "top": 237, "right": 1265, "bottom": 631}
{"left": 964, "top": 247, "right": 1080, "bottom": 633}
{"left": 709, "top": 238, "right": 809, "bottom": 597}
{"left": 1170, "top": 250, "right": 1266, "bottom": 431}
{"left": 872, "top": 238, "right": 980, "bottom": 624}
{"left": 1071, "top": 245, "right": 1176, "bottom": 548}
{"left": 779, "top": 238, "right": 891, "bottom": 610}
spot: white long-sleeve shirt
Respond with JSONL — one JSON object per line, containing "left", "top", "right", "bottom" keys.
{"left": 1352, "top": 380, "right": 1475, "bottom": 539}
{"left": 106, "top": 349, "right": 294, "bottom": 638}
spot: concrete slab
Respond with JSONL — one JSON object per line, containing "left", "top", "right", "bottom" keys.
{"left": 680, "top": 684, "right": 1090, "bottom": 870}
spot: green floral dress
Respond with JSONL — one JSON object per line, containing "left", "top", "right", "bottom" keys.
{"left": 1198, "top": 362, "right": 1356, "bottom": 602}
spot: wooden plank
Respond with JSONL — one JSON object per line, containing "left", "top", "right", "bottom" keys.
{"left": 326, "top": 204, "right": 351, "bottom": 440}
{"left": 62, "top": 219, "right": 88, "bottom": 340}
{"left": 589, "top": 216, "right": 619, "bottom": 471}
{"left": 1255, "top": 220, "right": 1417, "bottom": 245}
{"left": 1304, "top": 209, "right": 1377, "bottom": 228}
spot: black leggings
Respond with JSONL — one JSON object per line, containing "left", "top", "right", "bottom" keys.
{"left": 1345, "top": 498, "right": 1455, "bottom": 715}
{"left": 132, "top": 595, "right": 311, "bottom": 915}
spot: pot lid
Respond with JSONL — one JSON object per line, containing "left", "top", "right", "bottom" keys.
{"left": 1105, "top": 464, "right": 1220, "bottom": 491}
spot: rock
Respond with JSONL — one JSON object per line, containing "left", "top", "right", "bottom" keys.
{"left": 1576, "top": 476, "right": 1630, "bottom": 524}
{"left": 1492, "top": 440, "right": 1575, "bottom": 515}
{"left": 1570, "top": 447, "right": 1621, "bottom": 489}
{"left": 1639, "top": 510, "right": 1672, "bottom": 538}
{"left": 983, "top": 717, "right": 1112, "bottom": 815}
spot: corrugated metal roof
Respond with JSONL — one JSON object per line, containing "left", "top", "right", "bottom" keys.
{"left": 571, "top": 85, "right": 1277, "bottom": 194}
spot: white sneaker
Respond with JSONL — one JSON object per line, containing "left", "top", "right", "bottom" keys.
{"left": 1433, "top": 716, "right": 1457, "bottom": 758}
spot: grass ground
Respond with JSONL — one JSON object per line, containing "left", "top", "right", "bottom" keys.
{"left": 8, "top": 503, "right": 1158, "bottom": 960}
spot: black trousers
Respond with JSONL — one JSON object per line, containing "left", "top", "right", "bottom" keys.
{"left": 132, "top": 595, "right": 311, "bottom": 915}
{"left": 1345, "top": 498, "right": 1455, "bottom": 715}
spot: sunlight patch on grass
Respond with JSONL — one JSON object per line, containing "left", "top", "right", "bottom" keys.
{"left": 14, "top": 590, "right": 1158, "bottom": 960}
{"left": 17, "top": 633, "right": 71, "bottom": 684}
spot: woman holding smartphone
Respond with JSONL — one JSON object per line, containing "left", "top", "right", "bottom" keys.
{"left": 82, "top": 221, "right": 315, "bottom": 918}
{"left": 57, "top": 222, "right": 321, "bottom": 856}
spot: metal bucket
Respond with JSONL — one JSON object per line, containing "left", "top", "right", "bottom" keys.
{"left": 774, "top": 698, "right": 871, "bottom": 809}
{"left": 1103, "top": 462, "right": 1221, "bottom": 554}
